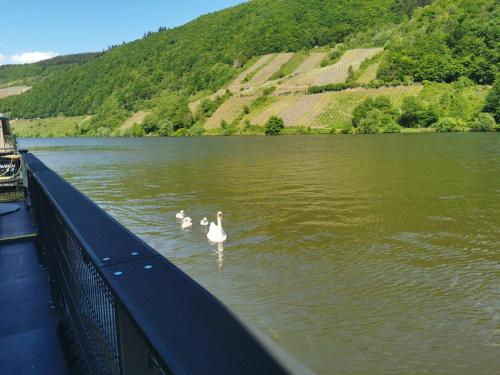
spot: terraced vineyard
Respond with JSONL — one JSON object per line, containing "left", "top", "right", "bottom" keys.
{"left": 229, "top": 54, "right": 275, "bottom": 92}
{"left": 314, "top": 48, "right": 383, "bottom": 85}
{"left": 205, "top": 95, "right": 255, "bottom": 129}
{"left": 293, "top": 52, "right": 328, "bottom": 74}
{"left": 357, "top": 63, "right": 380, "bottom": 84}
{"left": 245, "top": 53, "right": 294, "bottom": 86}
{"left": 193, "top": 47, "right": 428, "bottom": 131}
{"left": 316, "top": 85, "right": 423, "bottom": 129}
{"left": 245, "top": 86, "right": 421, "bottom": 129}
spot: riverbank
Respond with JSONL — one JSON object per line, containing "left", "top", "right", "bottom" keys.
{"left": 11, "top": 116, "right": 89, "bottom": 137}
{"left": 12, "top": 118, "right": 498, "bottom": 138}
{"left": 11, "top": 79, "right": 496, "bottom": 138}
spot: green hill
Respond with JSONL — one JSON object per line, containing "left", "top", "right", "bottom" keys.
{"left": 0, "top": 52, "right": 102, "bottom": 88}
{"left": 0, "top": 0, "right": 498, "bottom": 136}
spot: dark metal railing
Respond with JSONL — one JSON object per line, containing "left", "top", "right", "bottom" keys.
{"left": 24, "top": 153, "right": 288, "bottom": 375}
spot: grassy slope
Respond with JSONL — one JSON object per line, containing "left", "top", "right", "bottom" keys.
{"left": 11, "top": 116, "right": 88, "bottom": 137}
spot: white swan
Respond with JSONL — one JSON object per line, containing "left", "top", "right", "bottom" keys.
{"left": 181, "top": 217, "right": 192, "bottom": 229}
{"left": 207, "top": 211, "right": 227, "bottom": 243}
{"left": 176, "top": 210, "right": 185, "bottom": 219}
{"left": 200, "top": 217, "right": 209, "bottom": 226}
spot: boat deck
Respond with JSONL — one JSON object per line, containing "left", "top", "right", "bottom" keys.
{"left": 0, "top": 201, "right": 68, "bottom": 374}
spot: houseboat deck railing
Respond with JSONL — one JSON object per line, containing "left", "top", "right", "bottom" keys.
{"left": 23, "top": 153, "right": 288, "bottom": 375}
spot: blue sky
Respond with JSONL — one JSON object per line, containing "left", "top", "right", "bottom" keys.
{"left": 0, "top": 0, "right": 245, "bottom": 65}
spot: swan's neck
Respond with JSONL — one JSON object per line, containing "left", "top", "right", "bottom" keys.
{"left": 217, "top": 217, "right": 222, "bottom": 227}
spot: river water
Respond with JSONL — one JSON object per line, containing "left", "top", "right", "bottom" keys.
{"left": 19, "top": 134, "right": 500, "bottom": 374}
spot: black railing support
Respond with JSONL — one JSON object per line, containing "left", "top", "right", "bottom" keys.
{"left": 116, "top": 303, "right": 161, "bottom": 375}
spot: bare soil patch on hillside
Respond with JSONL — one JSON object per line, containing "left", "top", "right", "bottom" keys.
{"left": 0, "top": 86, "right": 30, "bottom": 99}
{"left": 120, "top": 111, "right": 149, "bottom": 129}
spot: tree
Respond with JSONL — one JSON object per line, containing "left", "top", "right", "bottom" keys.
{"left": 484, "top": 77, "right": 500, "bottom": 123}
{"left": 358, "top": 109, "right": 401, "bottom": 134}
{"left": 352, "top": 96, "right": 397, "bottom": 127}
{"left": 431, "top": 117, "right": 467, "bottom": 132}
{"left": 469, "top": 113, "right": 497, "bottom": 132}
{"left": 399, "top": 96, "right": 438, "bottom": 128}
{"left": 393, "top": 0, "right": 432, "bottom": 17}
{"left": 265, "top": 116, "right": 284, "bottom": 135}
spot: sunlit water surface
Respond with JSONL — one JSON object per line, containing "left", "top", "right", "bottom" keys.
{"left": 19, "top": 135, "right": 500, "bottom": 374}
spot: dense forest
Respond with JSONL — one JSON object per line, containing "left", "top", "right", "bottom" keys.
{"left": 0, "top": 0, "right": 498, "bottom": 135}
{"left": 379, "top": 0, "right": 499, "bottom": 84}
{"left": 0, "top": 53, "right": 102, "bottom": 87}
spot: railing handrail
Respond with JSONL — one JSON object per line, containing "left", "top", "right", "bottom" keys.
{"left": 24, "top": 153, "right": 288, "bottom": 375}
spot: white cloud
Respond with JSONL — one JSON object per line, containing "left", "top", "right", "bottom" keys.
{"left": 0, "top": 54, "right": 6, "bottom": 65}
{"left": 10, "top": 51, "right": 59, "bottom": 64}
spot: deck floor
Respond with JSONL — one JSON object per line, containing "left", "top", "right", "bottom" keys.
{"left": 0, "top": 201, "right": 67, "bottom": 374}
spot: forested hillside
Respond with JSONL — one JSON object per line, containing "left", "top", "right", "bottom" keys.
{"left": 0, "top": 52, "right": 102, "bottom": 88}
{"left": 0, "top": 0, "right": 498, "bottom": 136}
{"left": 379, "top": 0, "right": 499, "bottom": 84}
{"left": 0, "top": 0, "right": 401, "bottom": 126}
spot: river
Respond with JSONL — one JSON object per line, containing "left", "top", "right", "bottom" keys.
{"left": 19, "top": 134, "right": 500, "bottom": 374}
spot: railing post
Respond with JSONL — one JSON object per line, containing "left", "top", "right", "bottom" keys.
{"left": 116, "top": 303, "right": 162, "bottom": 375}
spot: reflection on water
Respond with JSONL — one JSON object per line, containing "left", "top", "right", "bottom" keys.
{"left": 20, "top": 135, "right": 500, "bottom": 374}
{"left": 214, "top": 242, "right": 225, "bottom": 269}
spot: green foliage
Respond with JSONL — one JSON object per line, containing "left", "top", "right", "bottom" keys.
{"left": 262, "top": 86, "right": 277, "bottom": 96}
{"left": 131, "top": 123, "right": 145, "bottom": 137}
{"left": 140, "top": 93, "right": 193, "bottom": 136}
{"left": 281, "top": 126, "right": 312, "bottom": 135}
{"left": 308, "top": 80, "right": 407, "bottom": 94}
{"left": 393, "top": 0, "right": 432, "bottom": 17}
{"left": 484, "top": 76, "right": 500, "bottom": 122}
{"left": 237, "top": 123, "right": 265, "bottom": 135}
{"left": 250, "top": 94, "right": 276, "bottom": 111}
{"left": 358, "top": 109, "right": 401, "bottom": 133}
{"left": 346, "top": 66, "right": 355, "bottom": 83}
{"left": 418, "top": 81, "right": 489, "bottom": 122}
{"left": 469, "top": 113, "right": 497, "bottom": 131}
{"left": 265, "top": 116, "right": 285, "bottom": 135}
{"left": 399, "top": 96, "right": 438, "bottom": 127}
{"left": 431, "top": 117, "right": 467, "bottom": 132}
{"left": 320, "top": 46, "right": 346, "bottom": 67}
{"left": 197, "top": 91, "right": 232, "bottom": 119}
{"left": 352, "top": 96, "right": 398, "bottom": 127}
{"left": 10, "top": 116, "right": 87, "bottom": 137}
{"left": 0, "top": 53, "right": 102, "bottom": 88}
{"left": 379, "top": 0, "right": 499, "bottom": 84}
{"left": 382, "top": 121, "right": 403, "bottom": 133}
{"left": 308, "top": 82, "right": 358, "bottom": 94}
{"left": 36, "top": 53, "right": 103, "bottom": 67}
